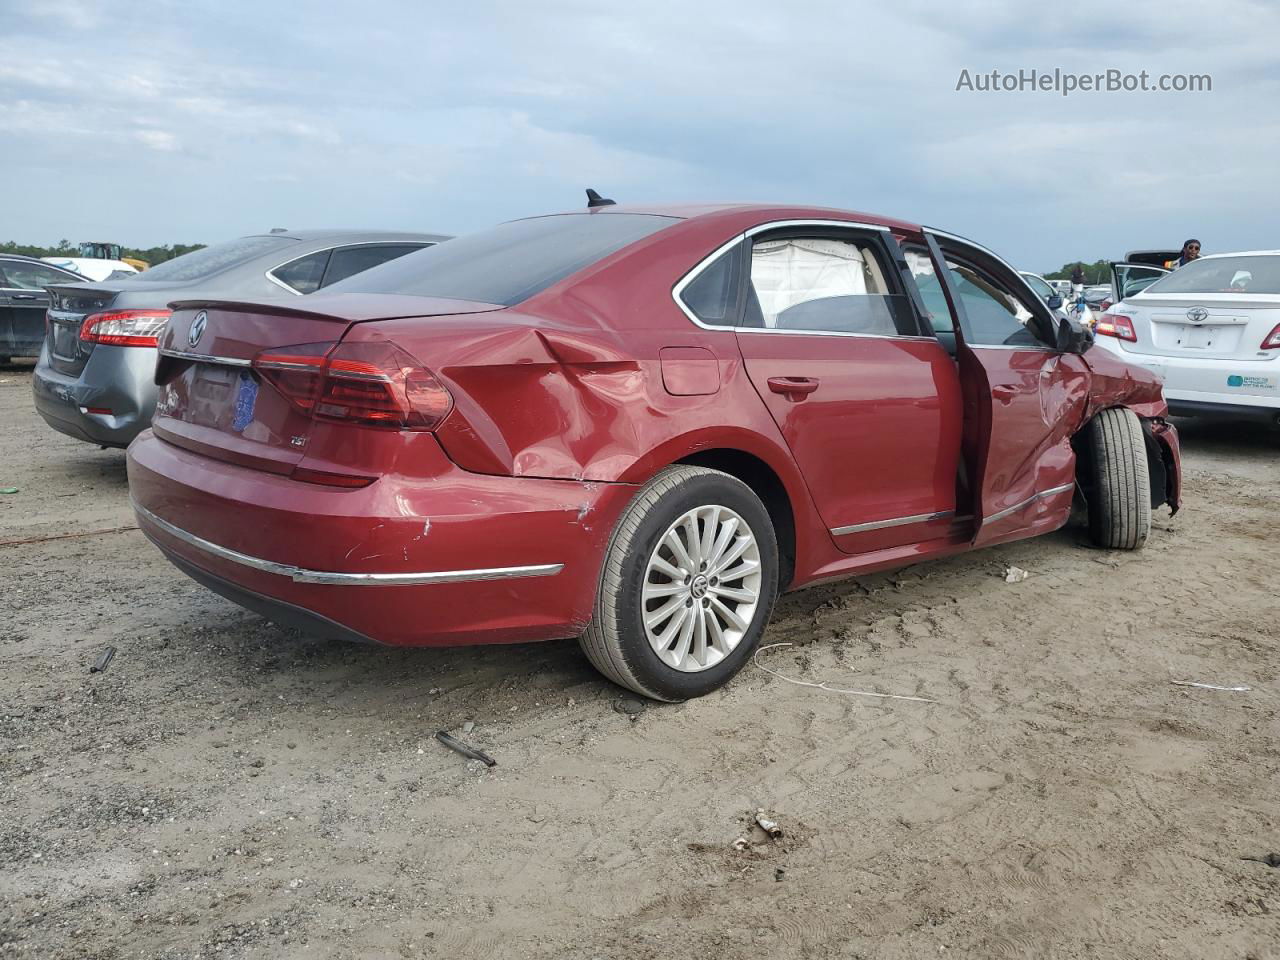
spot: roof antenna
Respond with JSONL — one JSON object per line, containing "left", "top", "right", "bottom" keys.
{"left": 585, "top": 188, "right": 616, "bottom": 208}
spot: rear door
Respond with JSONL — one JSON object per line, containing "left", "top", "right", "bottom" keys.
{"left": 727, "top": 223, "right": 964, "bottom": 553}
{"left": 0, "top": 259, "right": 78, "bottom": 357}
{"left": 921, "top": 231, "right": 1089, "bottom": 547}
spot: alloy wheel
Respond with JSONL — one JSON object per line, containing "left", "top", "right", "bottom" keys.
{"left": 641, "top": 504, "right": 762, "bottom": 672}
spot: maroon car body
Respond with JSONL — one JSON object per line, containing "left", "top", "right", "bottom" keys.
{"left": 127, "top": 203, "right": 1180, "bottom": 696}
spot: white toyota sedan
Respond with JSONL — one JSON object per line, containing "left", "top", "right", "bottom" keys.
{"left": 1094, "top": 251, "right": 1280, "bottom": 424}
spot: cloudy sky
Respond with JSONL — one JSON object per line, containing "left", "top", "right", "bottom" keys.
{"left": 4, "top": 0, "right": 1276, "bottom": 272}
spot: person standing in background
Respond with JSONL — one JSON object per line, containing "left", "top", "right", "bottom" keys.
{"left": 1070, "top": 263, "right": 1085, "bottom": 297}
{"left": 1172, "top": 239, "right": 1201, "bottom": 268}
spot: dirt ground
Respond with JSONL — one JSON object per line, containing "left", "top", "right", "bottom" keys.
{"left": 2, "top": 358, "right": 1278, "bottom": 960}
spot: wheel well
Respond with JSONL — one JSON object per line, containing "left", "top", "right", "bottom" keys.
{"left": 677, "top": 449, "right": 796, "bottom": 588}
{"left": 1072, "top": 406, "right": 1170, "bottom": 509}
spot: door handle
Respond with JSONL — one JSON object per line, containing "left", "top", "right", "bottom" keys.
{"left": 13, "top": 293, "right": 39, "bottom": 300}
{"left": 991, "top": 384, "right": 1017, "bottom": 404}
{"left": 767, "top": 376, "right": 820, "bottom": 398}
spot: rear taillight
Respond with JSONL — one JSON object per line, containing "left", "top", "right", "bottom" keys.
{"left": 252, "top": 340, "right": 452, "bottom": 430}
{"left": 1262, "top": 324, "right": 1280, "bottom": 350}
{"left": 80, "top": 309, "right": 172, "bottom": 347}
{"left": 1095, "top": 312, "right": 1137, "bottom": 343}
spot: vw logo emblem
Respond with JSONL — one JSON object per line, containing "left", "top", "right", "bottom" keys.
{"left": 188, "top": 311, "right": 208, "bottom": 348}
{"left": 1186, "top": 307, "right": 1209, "bottom": 323}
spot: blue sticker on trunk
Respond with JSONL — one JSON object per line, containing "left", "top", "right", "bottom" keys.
{"left": 232, "top": 371, "right": 258, "bottom": 432}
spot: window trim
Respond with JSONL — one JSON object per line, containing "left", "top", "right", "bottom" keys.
{"left": 0, "top": 258, "right": 83, "bottom": 291}
{"left": 924, "top": 228, "right": 1059, "bottom": 351}
{"left": 265, "top": 241, "right": 435, "bottom": 296}
{"left": 671, "top": 219, "right": 935, "bottom": 342}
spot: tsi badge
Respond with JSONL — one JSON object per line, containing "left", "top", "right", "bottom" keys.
{"left": 188, "top": 310, "right": 208, "bottom": 348}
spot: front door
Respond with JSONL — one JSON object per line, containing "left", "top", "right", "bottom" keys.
{"left": 921, "top": 232, "right": 1089, "bottom": 547}
{"left": 733, "top": 225, "right": 963, "bottom": 554}
{"left": 1111, "top": 261, "right": 1169, "bottom": 303}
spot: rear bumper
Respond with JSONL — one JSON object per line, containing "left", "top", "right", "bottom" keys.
{"left": 32, "top": 343, "right": 158, "bottom": 447}
{"left": 1095, "top": 342, "right": 1280, "bottom": 412}
{"left": 127, "top": 430, "right": 636, "bottom": 646}
{"left": 1166, "top": 398, "right": 1280, "bottom": 423}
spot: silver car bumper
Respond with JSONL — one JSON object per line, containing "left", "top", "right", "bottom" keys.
{"left": 32, "top": 342, "right": 159, "bottom": 448}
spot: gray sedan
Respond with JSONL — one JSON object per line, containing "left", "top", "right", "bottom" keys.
{"left": 33, "top": 229, "right": 448, "bottom": 448}
{"left": 1, "top": 255, "right": 86, "bottom": 362}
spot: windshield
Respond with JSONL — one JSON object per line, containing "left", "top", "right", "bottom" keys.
{"left": 1143, "top": 255, "right": 1280, "bottom": 295}
{"left": 328, "top": 213, "right": 679, "bottom": 306}
{"left": 137, "top": 235, "right": 296, "bottom": 283}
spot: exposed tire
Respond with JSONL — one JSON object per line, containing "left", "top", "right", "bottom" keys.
{"left": 580, "top": 465, "right": 779, "bottom": 701}
{"left": 1085, "top": 407, "right": 1151, "bottom": 550}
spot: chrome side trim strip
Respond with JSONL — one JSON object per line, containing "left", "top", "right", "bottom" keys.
{"left": 831, "top": 509, "right": 954, "bottom": 537}
{"left": 133, "top": 501, "right": 564, "bottom": 586}
{"left": 983, "top": 483, "right": 1075, "bottom": 525}
{"left": 158, "top": 349, "right": 253, "bottom": 367}
{"left": 738, "top": 328, "right": 938, "bottom": 343}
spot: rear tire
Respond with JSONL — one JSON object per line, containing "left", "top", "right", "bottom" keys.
{"left": 1085, "top": 407, "right": 1151, "bottom": 550}
{"left": 580, "top": 465, "right": 779, "bottom": 701}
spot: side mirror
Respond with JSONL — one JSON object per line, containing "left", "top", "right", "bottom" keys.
{"left": 1047, "top": 293, "right": 1063, "bottom": 310}
{"left": 1055, "top": 314, "right": 1092, "bottom": 354}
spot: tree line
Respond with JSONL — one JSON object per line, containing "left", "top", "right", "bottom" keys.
{"left": 1, "top": 240, "right": 206, "bottom": 266}
{"left": 1042, "top": 260, "right": 1114, "bottom": 284}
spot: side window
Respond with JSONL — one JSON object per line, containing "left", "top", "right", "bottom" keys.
{"left": 945, "top": 259, "right": 1041, "bottom": 347}
{"left": 743, "top": 235, "right": 913, "bottom": 336}
{"left": 270, "top": 250, "right": 332, "bottom": 294}
{"left": 321, "top": 243, "right": 431, "bottom": 288}
{"left": 2, "top": 261, "right": 78, "bottom": 289}
{"left": 677, "top": 244, "right": 741, "bottom": 326}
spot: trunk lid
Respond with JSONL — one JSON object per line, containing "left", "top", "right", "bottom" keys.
{"left": 152, "top": 294, "right": 501, "bottom": 475}
{"left": 45, "top": 285, "right": 122, "bottom": 376}
{"left": 1113, "top": 293, "right": 1280, "bottom": 361}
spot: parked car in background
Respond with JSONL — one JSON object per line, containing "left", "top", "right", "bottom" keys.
{"left": 1095, "top": 250, "right": 1280, "bottom": 424}
{"left": 0, "top": 255, "right": 86, "bottom": 363}
{"left": 1103, "top": 256, "right": 1170, "bottom": 311}
{"left": 1019, "top": 271, "right": 1065, "bottom": 310}
{"left": 127, "top": 200, "right": 1181, "bottom": 701}
{"left": 34, "top": 229, "right": 448, "bottom": 448}
{"left": 42, "top": 254, "right": 139, "bottom": 282}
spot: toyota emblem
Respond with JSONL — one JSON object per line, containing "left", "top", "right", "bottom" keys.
{"left": 1186, "top": 307, "right": 1209, "bottom": 323}
{"left": 188, "top": 311, "right": 208, "bottom": 347}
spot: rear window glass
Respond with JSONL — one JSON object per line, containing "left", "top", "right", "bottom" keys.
{"left": 328, "top": 214, "right": 679, "bottom": 306}
{"left": 137, "top": 235, "right": 296, "bottom": 283}
{"left": 1144, "top": 256, "right": 1280, "bottom": 295}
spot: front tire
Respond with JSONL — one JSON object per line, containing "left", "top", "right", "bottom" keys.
{"left": 580, "top": 466, "right": 779, "bottom": 701}
{"left": 1085, "top": 407, "right": 1151, "bottom": 550}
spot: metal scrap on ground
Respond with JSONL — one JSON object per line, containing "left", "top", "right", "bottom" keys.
{"left": 1172, "top": 680, "right": 1251, "bottom": 692}
{"left": 434, "top": 730, "right": 497, "bottom": 766}
{"left": 90, "top": 646, "right": 117, "bottom": 674}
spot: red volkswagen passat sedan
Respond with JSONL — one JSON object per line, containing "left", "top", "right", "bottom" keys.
{"left": 127, "top": 201, "right": 1181, "bottom": 701}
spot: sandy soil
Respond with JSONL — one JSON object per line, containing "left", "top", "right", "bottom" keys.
{"left": 2, "top": 358, "right": 1279, "bottom": 960}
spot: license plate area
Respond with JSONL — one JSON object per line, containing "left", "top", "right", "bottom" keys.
{"left": 51, "top": 318, "right": 84, "bottom": 359}
{"left": 175, "top": 363, "right": 258, "bottom": 430}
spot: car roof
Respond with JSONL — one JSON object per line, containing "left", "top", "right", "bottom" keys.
{"left": 1, "top": 253, "right": 73, "bottom": 265}
{"left": 1198, "top": 249, "right": 1280, "bottom": 259}
{"left": 554, "top": 202, "right": 924, "bottom": 234}
{"left": 244, "top": 229, "right": 450, "bottom": 243}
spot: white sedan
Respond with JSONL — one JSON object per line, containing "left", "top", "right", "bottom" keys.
{"left": 1094, "top": 251, "right": 1280, "bottom": 423}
